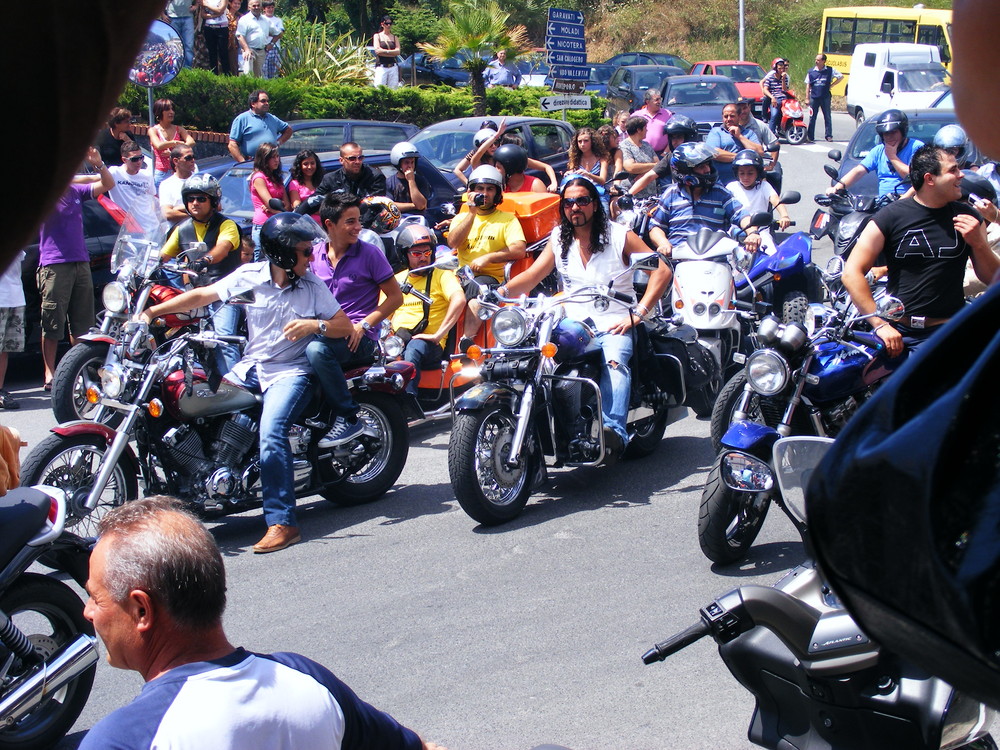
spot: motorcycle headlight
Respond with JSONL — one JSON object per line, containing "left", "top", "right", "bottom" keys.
{"left": 383, "top": 335, "right": 405, "bottom": 359}
{"left": 746, "top": 349, "right": 790, "bottom": 396}
{"left": 101, "top": 281, "right": 130, "bottom": 314}
{"left": 492, "top": 307, "right": 529, "bottom": 347}
{"left": 99, "top": 363, "right": 128, "bottom": 399}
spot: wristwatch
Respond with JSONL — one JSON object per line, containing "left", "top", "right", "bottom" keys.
{"left": 361, "top": 321, "right": 372, "bottom": 332}
{"left": 317, "top": 320, "right": 328, "bottom": 335}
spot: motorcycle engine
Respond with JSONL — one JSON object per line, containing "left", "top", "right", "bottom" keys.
{"left": 211, "top": 414, "right": 257, "bottom": 466}
{"left": 822, "top": 396, "right": 858, "bottom": 434}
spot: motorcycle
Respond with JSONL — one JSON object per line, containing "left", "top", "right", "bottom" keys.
{"left": 0, "top": 485, "right": 98, "bottom": 750}
{"left": 20, "top": 313, "right": 413, "bottom": 533}
{"left": 647, "top": 436, "right": 997, "bottom": 750}
{"left": 447, "top": 254, "right": 717, "bottom": 525}
{"left": 699, "top": 294, "right": 907, "bottom": 563}
{"left": 811, "top": 163, "right": 904, "bottom": 258}
{"left": 774, "top": 92, "right": 807, "bottom": 145}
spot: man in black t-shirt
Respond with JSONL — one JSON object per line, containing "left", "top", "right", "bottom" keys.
{"left": 843, "top": 144, "right": 1000, "bottom": 356}
{"left": 316, "top": 142, "right": 386, "bottom": 200}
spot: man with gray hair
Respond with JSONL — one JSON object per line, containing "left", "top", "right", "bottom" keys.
{"left": 80, "top": 495, "right": 445, "bottom": 749}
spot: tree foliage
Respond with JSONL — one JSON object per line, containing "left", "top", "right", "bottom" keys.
{"left": 279, "top": 7, "right": 372, "bottom": 85}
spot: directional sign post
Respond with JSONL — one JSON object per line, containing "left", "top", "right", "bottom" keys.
{"left": 540, "top": 95, "right": 592, "bottom": 112}
{"left": 545, "top": 7, "right": 587, "bottom": 118}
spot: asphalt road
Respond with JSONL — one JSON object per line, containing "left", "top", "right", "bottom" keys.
{"left": 4, "top": 114, "right": 859, "bottom": 750}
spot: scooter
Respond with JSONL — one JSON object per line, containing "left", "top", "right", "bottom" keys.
{"left": 774, "top": 93, "right": 807, "bottom": 145}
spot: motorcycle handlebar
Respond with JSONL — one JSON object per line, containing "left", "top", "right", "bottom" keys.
{"left": 609, "top": 289, "right": 635, "bottom": 304}
{"left": 642, "top": 620, "right": 711, "bottom": 664}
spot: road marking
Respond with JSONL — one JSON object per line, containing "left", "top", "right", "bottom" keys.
{"left": 793, "top": 143, "right": 841, "bottom": 153}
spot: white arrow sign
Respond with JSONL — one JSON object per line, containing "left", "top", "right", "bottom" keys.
{"left": 540, "top": 95, "right": 592, "bottom": 112}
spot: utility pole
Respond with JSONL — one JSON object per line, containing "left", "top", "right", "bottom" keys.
{"left": 738, "top": 0, "right": 745, "bottom": 61}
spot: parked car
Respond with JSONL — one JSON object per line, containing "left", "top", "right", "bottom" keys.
{"left": 827, "top": 108, "right": 983, "bottom": 200}
{"left": 604, "top": 64, "right": 687, "bottom": 119}
{"left": 846, "top": 43, "right": 949, "bottom": 126}
{"left": 411, "top": 116, "right": 576, "bottom": 189}
{"left": 689, "top": 60, "right": 767, "bottom": 118}
{"left": 516, "top": 57, "right": 550, "bottom": 87}
{"left": 930, "top": 88, "right": 953, "bottom": 108}
{"left": 604, "top": 52, "right": 692, "bottom": 71}
{"left": 543, "top": 64, "right": 616, "bottom": 97}
{"left": 397, "top": 52, "right": 472, "bottom": 87}
{"left": 657, "top": 75, "right": 742, "bottom": 136}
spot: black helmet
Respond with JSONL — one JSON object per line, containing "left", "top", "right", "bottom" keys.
{"left": 664, "top": 114, "right": 700, "bottom": 142}
{"left": 732, "top": 148, "right": 765, "bottom": 187}
{"left": 806, "top": 282, "right": 1000, "bottom": 709}
{"left": 259, "top": 212, "right": 325, "bottom": 280}
{"left": 960, "top": 168, "right": 997, "bottom": 204}
{"left": 493, "top": 144, "right": 528, "bottom": 176}
{"left": 873, "top": 109, "right": 909, "bottom": 140}
{"left": 670, "top": 142, "right": 717, "bottom": 190}
{"left": 181, "top": 174, "right": 221, "bottom": 209}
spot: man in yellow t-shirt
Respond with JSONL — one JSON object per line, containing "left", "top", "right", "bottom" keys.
{"left": 391, "top": 225, "right": 465, "bottom": 393}
{"left": 446, "top": 165, "right": 526, "bottom": 349}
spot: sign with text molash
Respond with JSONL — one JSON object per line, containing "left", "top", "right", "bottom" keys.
{"left": 546, "top": 7, "right": 587, "bottom": 101}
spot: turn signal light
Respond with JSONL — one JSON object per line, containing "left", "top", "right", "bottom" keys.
{"left": 674, "top": 299, "right": 684, "bottom": 309}
{"left": 85, "top": 387, "right": 101, "bottom": 404}
{"left": 540, "top": 342, "right": 558, "bottom": 359}
{"left": 466, "top": 345, "right": 483, "bottom": 361}
{"left": 147, "top": 398, "right": 164, "bottom": 418}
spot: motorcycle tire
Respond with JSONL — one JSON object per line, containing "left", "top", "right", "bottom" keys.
{"left": 710, "top": 373, "right": 762, "bottom": 453}
{"left": 51, "top": 341, "right": 122, "bottom": 428}
{"left": 624, "top": 411, "right": 670, "bottom": 459}
{"left": 448, "top": 406, "right": 536, "bottom": 525}
{"left": 698, "top": 455, "right": 772, "bottom": 564}
{"left": 0, "top": 573, "right": 96, "bottom": 750}
{"left": 20, "top": 433, "right": 139, "bottom": 538}
{"left": 786, "top": 124, "right": 807, "bottom": 145}
{"left": 322, "top": 392, "right": 409, "bottom": 506}
{"left": 780, "top": 290, "right": 810, "bottom": 325}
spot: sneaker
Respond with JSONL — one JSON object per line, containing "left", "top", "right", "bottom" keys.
{"left": 318, "top": 416, "right": 364, "bottom": 448}
{"left": 826, "top": 136, "right": 834, "bottom": 142}
{"left": 0, "top": 390, "right": 19, "bottom": 410}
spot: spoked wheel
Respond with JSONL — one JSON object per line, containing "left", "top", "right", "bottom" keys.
{"left": 448, "top": 406, "right": 536, "bottom": 525}
{"left": 786, "top": 124, "right": 807, "bottom": 145}
{"left": 697, "top": 455, "right": 772, "bottom": 564}
{"left": 51, "top": 342, "right": 121, "bottom": 427}
{"left": 0, "top": 574, "right": 96, "bottom": 750}
{"left": 19, "top": 433, "right": 139, "bottom": 538}
{"left": 709, "top": 373, "right": 765, "bottom": 453}
{"left": 323, "top": 392, "right": 409, "bottom": 506}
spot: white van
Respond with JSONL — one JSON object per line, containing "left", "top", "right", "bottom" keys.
{"left": 846, "top": 43, "right": 950, "bottom": 126}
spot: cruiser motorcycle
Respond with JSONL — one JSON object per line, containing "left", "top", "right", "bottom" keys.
{"left": 447, "top": 254, "right": 717, "bottom": 525}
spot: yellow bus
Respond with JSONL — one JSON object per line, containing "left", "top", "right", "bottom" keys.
{"left": 818, "top": 6, "right": 952, "bottom": 95}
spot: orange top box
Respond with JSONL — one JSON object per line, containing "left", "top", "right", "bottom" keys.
{"left": 457, "top": 192, "right": 561, "bottom": 245}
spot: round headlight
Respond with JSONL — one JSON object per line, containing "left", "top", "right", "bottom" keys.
{"left": 383, "top": 335, "right": 405, "bottom": 358}
{"left": 102, "top": 282, "right": 130, "bottom": 314}
{"left": 746, "top": 349, "right": 790, "bottom": 396}
{"left": 99, "top": 363, "right": 128, "bottom": 399}
{"left": 492, "top": 307, "right": 528, "bottom": 347}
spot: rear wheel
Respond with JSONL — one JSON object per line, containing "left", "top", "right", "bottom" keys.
{"left": 698, "top": 455, "right": 771, "bottom": 564}
{"left": 855, "top": 108, "right": 866, "bottom": 127}
{"left": 624, "top": 412, "right": 669, "bottom": 459}
{"left": 780, "top": 290, "right": 810, "bottom": 324}
{"left": 786, "top": 124, "right": 807, "bottom": 145}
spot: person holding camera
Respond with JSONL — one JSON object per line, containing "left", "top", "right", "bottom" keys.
{"left": 389, "top": 225, "right": 465, "bottom": 393}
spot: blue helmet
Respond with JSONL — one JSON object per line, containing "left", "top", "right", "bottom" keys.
{"left": 670, "top": 142, "right": 717, "bottom": 190}
{"left": 552, "top": 318, "right": 595, "bottom": 362}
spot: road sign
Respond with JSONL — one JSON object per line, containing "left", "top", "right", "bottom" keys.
{"left": 547, "top": 7, "right": 583, "bottom": 25}
{"left": 546, "top": 21, "right": 584, "bottom": 39}
{"left": 540, "top": 95, "right": 592, "bottom": 112}
{"left": 547, "top": 50, "right": 586, "bottom": 66}
{"left": 551, "top": 78, "right": 586, "bottom": 94}
{"left": 545, "top": 35, "right": 586, "bottom": 53}
{"left": 549, "top": 65, "right": 589, "bottom": 81}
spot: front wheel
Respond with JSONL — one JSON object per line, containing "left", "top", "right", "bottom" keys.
{"left": 786, "top": 124, "right": 807, "bottom": 145}
{"left": 51, "top": 342, "right": 121, "bottom": 427}
{"left": 448, "top": 406, "right": 535, "bottom": 525}
{"left": 710, "top": 373, "right": 766, "bottom": 453}
{"left": 322, "top": 392, "right": 409, "bottom": 506}
{"left": 0, "top": 574, "right": 96, "bottom": 750}
{"left": 698, "top": 456, "right": 771, "bottom": 564}
{"left": 19, "top": 433, "right": 139, "bottom": 538}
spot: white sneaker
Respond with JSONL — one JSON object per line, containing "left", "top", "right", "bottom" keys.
{"left": 318, "top": 416, "right": 364, "bottom": 448}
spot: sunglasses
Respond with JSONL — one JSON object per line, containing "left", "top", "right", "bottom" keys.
{"left": 185, "top": 195, "right": 209, "bottom": 204}
{"left": 176, "top": 154, "right": 195, "bottom": 161}
{"left": 342, "top": 155, "right": 364, "bottom": 162}
{"left": 562, "top": 196, "right": 594, "bottom": 207}
{"left": 127, "top": 155, "right": 144, "bottom": 163}
{"left": 407, "top": 247, "right": 433, "bottom": 257}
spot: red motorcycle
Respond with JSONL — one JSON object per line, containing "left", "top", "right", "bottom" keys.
{"left": 775, "top": 92, "right": 808, "bottom": 145}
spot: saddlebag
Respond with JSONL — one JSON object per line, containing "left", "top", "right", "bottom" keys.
{"left": 648, "top": 324, "right": 717, "bottom": 401}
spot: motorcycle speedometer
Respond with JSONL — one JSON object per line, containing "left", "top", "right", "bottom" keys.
{"left": 746, "top": 349, "right": 790, "bottom": 396}
{"left": 492, "top": 307, "right": 529, "bottom": 347}
{"left": 102, "top": 281, "right": 130, "bottom": 314}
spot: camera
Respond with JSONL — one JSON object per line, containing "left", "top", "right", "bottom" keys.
{"left": 470, "top": 193, "right": 488, "bottom": 207}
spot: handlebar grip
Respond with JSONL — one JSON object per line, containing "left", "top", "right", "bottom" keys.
{"left": 214, "top": 335, "right": 247, "bottom": 344}
{"left": 642, "top": 620, "right": 711, "bottom": 664}
{"left": 609, "top": 289, "right": 635, "bottom": 304}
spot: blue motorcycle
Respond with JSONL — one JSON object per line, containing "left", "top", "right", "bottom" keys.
{"left": 697, "top": 296, "right": 907, "bottom": 564}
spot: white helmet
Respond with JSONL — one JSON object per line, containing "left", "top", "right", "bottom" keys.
{"left": 468, "top": 164, "right": 504, "bottom": 189}
{"left": 473, "top": 128, "right": 498, "bottom": 149}
{"left": 390, "top": 141, "right": 420, "bottom": 169}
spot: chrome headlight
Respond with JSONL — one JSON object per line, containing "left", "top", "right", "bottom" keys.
{"left": 746, "top": 349, "right": 790, "bottom": 396}
{"left": 101, "top": 281, "right": 130, "bottom": 314}
{"left": 99, "top": 363, "right": 128, "bottom": 399}
{"left": 492, "top": 307, "right": 529, "bottom": 347}
{"left": 383, "top": 335, "right": 405, "bottom": 358}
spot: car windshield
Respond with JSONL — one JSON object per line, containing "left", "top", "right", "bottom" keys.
{"left": 412, "top": 127, "right": 477, "bottom": 171}
{"left": 932, "top": 90, "right": 953, "bottom": 108}
{"left": 635, "top": 71, "right": 667, "bottom": 90}
{"left": 717, "top": 64, "right": 765, "bottom": 83}
{"left": 218, "top": 164, "right": 256, "bottom": 220}
{"left": 649, "top": 53, "right": 691, "bottom": 69}
{"left": 898, "top": 68, "right": 950, "bottom": 93}
{"left": 848, "top": 119, "right": 966, "bottom": 160}
{"left": 665, "top": 80, "right": 739, "bottom": 106}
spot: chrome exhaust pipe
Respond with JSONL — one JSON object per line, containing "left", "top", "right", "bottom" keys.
{"left": 0, "top": 635, "right": 98, "bottom": 728}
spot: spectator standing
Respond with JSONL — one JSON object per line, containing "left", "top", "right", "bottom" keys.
{"left": 201, "top": 0, "right": 231, "bottom": 75}
{"left": 108, "top": 142, "right": 161, "bottom": 234}
{"left": 317, "top": 142, "right": 386, "bottom": 199}
{"left": 483, "top": 49, "right": 522, "bottom": 89}
{"left": 261, "top": 0, "right": 284, "bottom": 78}
{"left": 373, "top": 16, "right": 401, "bottom": 89}
{"left": 249, "top": 142, "right": 288, "bottom": 254}
{"left": 288, "top": 149, "right": 324, "bottom": 219}
{"left": 805, "top": 53, "right": 843, "bottom": 142}
{"left": 228, "top": 89, "right": 292, "bottom": 162}
{"left": 149, "top": 98, "right": 195, "bottom": 189}
{"left": 567, "top": 127, "right": 610, "bottom": 185}
{"left": 620, "top": 116, "right": 659, "bottom": 199}
{"left": 633, "top": 90, "right": 673, "bottom": 156}
{"left": 162, "top": 0, "right": 197, "bottom": 68}
{"left": 95, "top": 108, "right": 134, "bottom": 167}
{"left": 613, "top": 110, "right": 629, "bottom": 139}
{"left": 159, "top": 145, "right": 198, "bottom": 226}
{"left": 0, "top": 251, "right": 25, "bottom": 409}
{"left": 236, "top": 0, "right": 271, "bottom": 77}
{"left": 37, "top": 147, "right": 114, "bottom": 390}
{"left": 386, "top": 142, "right": 430, "bottom": 216}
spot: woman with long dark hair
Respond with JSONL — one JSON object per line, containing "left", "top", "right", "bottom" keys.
{"left": 567, "top": 127, "right": 610, "bottom": 185}
{"left": 149, "top": 98, "right": 195, "bottom": 188}
{"left": 288, "top": 149, "right": 324, "bottom": 210}
{"left": 249, "top": 142, "right": 287, "bottom": 256}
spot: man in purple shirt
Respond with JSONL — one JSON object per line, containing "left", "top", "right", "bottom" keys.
{"left": 38, "top": 146, "right": 114, "bottom": 388}
{"left": 634, "top": 90, "right": 673, "bottom": 156}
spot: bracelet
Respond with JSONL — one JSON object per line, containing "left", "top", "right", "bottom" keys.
{"left": 873, "top": 323, "right": 891, "bottom": 333}
{"left": 95, "top": 162, "right": 106, "bottom": 170}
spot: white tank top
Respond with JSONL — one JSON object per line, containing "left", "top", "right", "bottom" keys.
{"left": 557, "top": 221, "right": 634, "bottom": 330}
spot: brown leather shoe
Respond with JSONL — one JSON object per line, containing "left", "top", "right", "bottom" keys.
{"left": 252, "top": 524, "right": 301, "bottom": 554}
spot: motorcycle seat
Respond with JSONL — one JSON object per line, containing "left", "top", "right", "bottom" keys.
{"left": 0, "top": 487, "right": 53, "bottom": 570}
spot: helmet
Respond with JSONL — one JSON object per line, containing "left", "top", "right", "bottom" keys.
{"left": 960, "top": 168, "right": 997, "bottom": 204}
{"left": 390, "top": 141, "right": 420, "bottom": 169}
{"left": 806, "top": 282, "right": 1000, "bottom": 709}
{"left": 732, "top": 149, "right": 765, "bottom": 186}
{"left": 360, "top": 195, "right": 401, "bottom": 234}
{"left": 664, "top": 114, "right": 700, "bottom": 142}
{"left": 473, "top": 128, "right": 498, "bottom": 149}
{"left": 468, "top": 164, "right": 505, "bottom": 204}
{"left": 771, "top": 57, "right": 786, "bottom": 71}
{"left": 934, "top": 124, "right": 969, "bottom": 162}
{"left": 259, "top": 212, "right": 325, "bottom": 279}
{"left": 180, "top": 174, "right": 221, "bottom": 208}
{"left": 670, "top": 142, "right": 718, "bottom": 190}
{"left": 873, "top": 108, "right": 909, "bottom": 139}
{"left": 493, "top": 144, "right": 528, "bottom": 176}
{"left": 552, "top": 318, "right": 595, "bottom": 362}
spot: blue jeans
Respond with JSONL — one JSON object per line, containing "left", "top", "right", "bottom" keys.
{"left": 168, "top": 15, "right": 195, "bottom": 68}
{"left": 242, "top": 367, "right": 313, "bottom": 527}
{"left": 154, "top": 170, "right": 171, "bottom": 189}
{"left": 401, "top": 337, "right": 444, "bottom": 395}
{"left": 210, "top": 300, "right": 242, "bottom": 378}
{"left": 305, "top": 335, "right": 376, "bottom": 419}
{"left": 768, "top": 99, "right": 785, "bottom": 133}
{"left": 252, "top": 225, "right": 264, "bottom": 261}
{"left": 595, "top": 331, "right": 632, "bottom": 443}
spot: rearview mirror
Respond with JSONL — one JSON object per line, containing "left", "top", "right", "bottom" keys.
{"left": 824, "top": 164, "right": 840, "bottom": 181}
{"left": 629, "top": 252, "right": 661, "bottom": 271}
{"left": 778, "top": 191, "right": 800, "bottom": 206}
{"left": 827, "top": 149, "right": 842, "bottom": 163}
{"left": 876, "top": 295, "right": 905, "bottom": 321}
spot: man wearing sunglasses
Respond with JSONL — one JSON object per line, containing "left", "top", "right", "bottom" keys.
{"left": 108, "top": 141, "right": 160, "bottom": 233}
{"left": 316, "top": 142, "right": 386, "bottom": 200}
{"left": 159, "top": 144, "right": 198, "bottom": 226}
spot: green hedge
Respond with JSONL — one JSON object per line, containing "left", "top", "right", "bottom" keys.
{"left": 118, "top": 69, "right": 606, "bottom": 133}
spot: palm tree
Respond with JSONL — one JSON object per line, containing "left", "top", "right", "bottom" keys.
{"left": 419, "top": 0, "right": 531, "bottom": 116}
